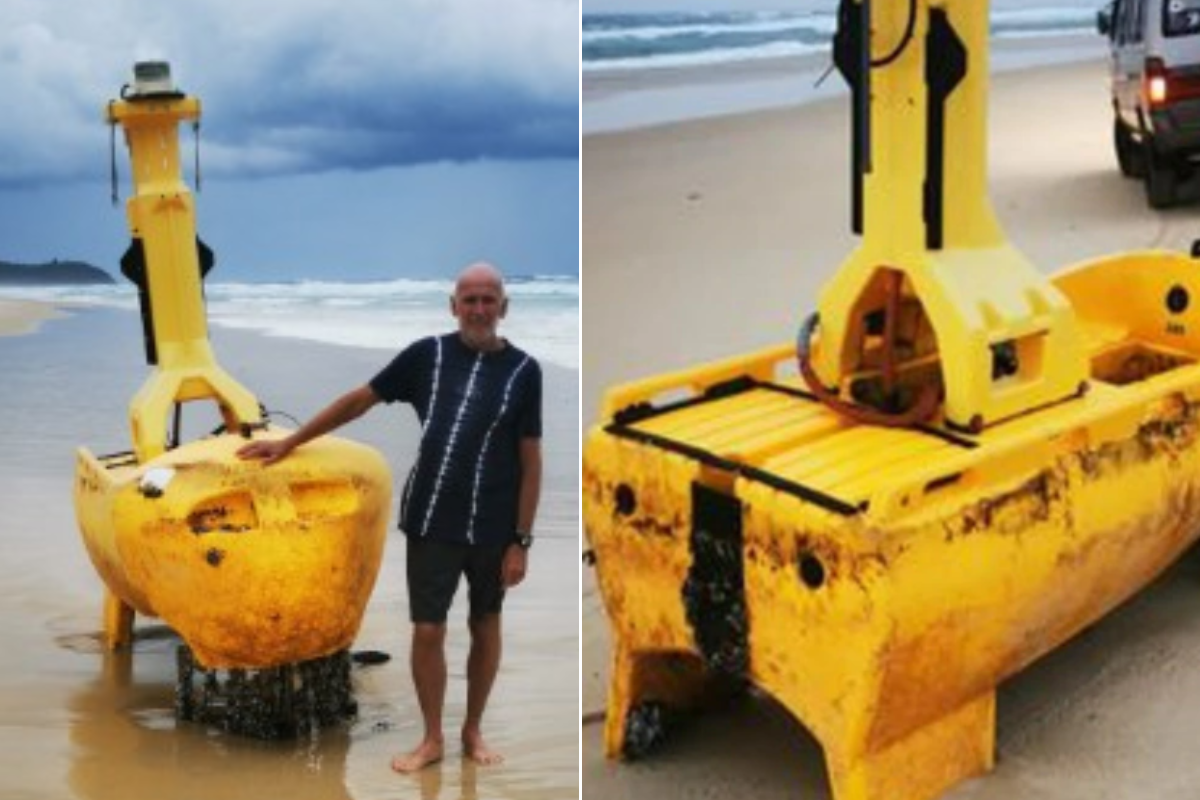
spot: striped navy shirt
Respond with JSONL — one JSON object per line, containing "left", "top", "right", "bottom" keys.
{"left": 369, "top": 333, "right": 542, "bottom": 546}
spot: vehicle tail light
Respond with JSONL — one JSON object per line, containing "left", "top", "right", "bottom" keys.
{"left": 1146, "top": 57, "right": 1169, "bottom": 105}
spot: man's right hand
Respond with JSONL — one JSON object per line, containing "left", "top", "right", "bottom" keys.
{"left": 236, "top": 439, "right": 294, "bottom": 465}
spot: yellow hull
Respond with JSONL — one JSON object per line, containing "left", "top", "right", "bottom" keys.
{"left": 74, "top": 429, "right": 391, "bottom": 669}
{"left": 583, "top": 252, "right": 1200, "bottom": 800}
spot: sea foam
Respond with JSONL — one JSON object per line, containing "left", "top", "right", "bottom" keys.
{"left": 0, "top": 276, "right": 580, "bottom": 371}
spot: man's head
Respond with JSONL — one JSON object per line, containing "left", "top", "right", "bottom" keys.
{"left": 451, "top": 262, "right": 508, "bottom": 351}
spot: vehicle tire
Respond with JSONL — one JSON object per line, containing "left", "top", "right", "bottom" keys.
{"left": 1145, "top": 149, "right": 1179, "bottom": 209}
{"left": 1114, "top": 118, "right": 1144, "bottom": 178}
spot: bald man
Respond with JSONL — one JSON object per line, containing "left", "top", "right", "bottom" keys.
{"left": 237, "top": 262, "right": 542, "bottom": 771}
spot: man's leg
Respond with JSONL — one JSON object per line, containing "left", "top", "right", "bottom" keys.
{"left": 463, "top": 612, "right": 503, "bottom": 764}
{"left": 392, "top": 622, "right": 449, "bottom": 773}
{"left": 462, "top": 543, "right": 508, "bottom": 765}
{"left": 394, "top": 537, "right": 461, "bottom": 774}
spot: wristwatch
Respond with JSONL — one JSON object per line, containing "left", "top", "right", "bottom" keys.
{"left": 514, "top": 530, "right": 534, "bottom": 550}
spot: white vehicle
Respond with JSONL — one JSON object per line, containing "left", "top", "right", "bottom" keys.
{"left": 1098, "top": 0, "right": 1200, "bottom": 207}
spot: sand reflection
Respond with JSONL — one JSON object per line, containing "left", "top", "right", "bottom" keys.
{"left": 409, "top": 762, "right": 480, "bottom": 800}
{"left": 67, "top": 640, "right": 354, "bottom": 800}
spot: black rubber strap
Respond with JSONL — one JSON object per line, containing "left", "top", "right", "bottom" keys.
{"left": 604, "top": 422, "right": 865, "bottom": 516}
{"left": 923, "top": 8, "right": 967, "bottom": 250}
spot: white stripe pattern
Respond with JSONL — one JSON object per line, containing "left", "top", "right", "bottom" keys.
{"left": 419, "top": 349, "right": 483, "bottom": 537}
{"left": 465, "top": 355, "right": 531, "bottom": 543}
{"left": 403, "top": 336, "right": 443, "bottom": 521}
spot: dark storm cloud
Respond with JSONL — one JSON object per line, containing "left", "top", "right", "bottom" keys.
{"left": 0, "top": 0, "right": 579, "bottom": 187}
{"left": 207, "top": 74, "right": 578, "bottom": 175}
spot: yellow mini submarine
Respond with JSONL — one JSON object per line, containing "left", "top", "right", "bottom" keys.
{"left": 74, "top": 63, "right": 391, "bottom": 703}
{"left": 584, "top": 2, "right": 1200, "bottom": 800}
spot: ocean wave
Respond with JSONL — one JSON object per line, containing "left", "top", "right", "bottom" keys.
{"left": 0, "top": 278, "right": 579, "bottom": 370}
{"left": 583, "top": 6, "right": 1098, "bottom": 72}
{"left": 583, "top": 10, "right": 803, "bottom": 33}
{"left": 584, "top": 15, "right": 830, "bottom": 65}
{"left": 584, "top": 41, "right": 825, "bottom": 73}
{"left": 584, "top": 15, "right": 834, "bottom": 44}
{"left": 206, "top": 305, "right": 579, "bottom": 370}
{"left": 205, "top": 276, "right": 578, "bottom": 300}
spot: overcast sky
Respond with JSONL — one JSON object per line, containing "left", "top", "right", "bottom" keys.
{"left": 0, "top": 0, "right": 579, "bottom": 281}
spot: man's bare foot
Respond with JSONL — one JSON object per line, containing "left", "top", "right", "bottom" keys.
{"left": 391, "top": 738, "right": 444, "bottom": 773}
{"left": 462, "top": 729, "right": 504, "bottom": 766}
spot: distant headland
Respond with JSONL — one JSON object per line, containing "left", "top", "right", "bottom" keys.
{"left": 0, "top": 260, "right": 115, "bottom": 286}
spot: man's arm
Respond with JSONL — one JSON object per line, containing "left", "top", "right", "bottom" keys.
{"left": 503, "top": 436, "right": 542, "bottom": 588}
{"left": 237, "top": 384, "right": 381, "bottom": 465}
{"left": 516, "top": 437, "right": 542, "bottom": 535}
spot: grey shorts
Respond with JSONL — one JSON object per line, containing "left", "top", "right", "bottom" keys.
{"left": 406, "top": 537, "right": 507, "bottom": 624}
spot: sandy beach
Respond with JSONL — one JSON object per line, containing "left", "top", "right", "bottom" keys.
{"left": 583, "top": 34, "right": 1106, "bottom": 134}
{"left": 0, "top": 304, "right": 578, "bottom": 799}
{"left": 583, "top": 55, "right": 1200, "bottom": 799}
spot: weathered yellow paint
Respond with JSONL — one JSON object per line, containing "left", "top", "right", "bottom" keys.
{"left": 582, "top": 2, "right": 1200, "bottom": 799}
{"left": 74, "top": 65, "right": 392, "bottom": 669}
{"left": 101, "top": 589, "right": 135, "bottom": 651}
{"left": 586, "top": 298, "right": 1200, "bottom": 798}
{"left": 76, "top": 431, "right": 391, "bottom": 668}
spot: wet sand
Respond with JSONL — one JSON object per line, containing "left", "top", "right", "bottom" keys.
{"left": 0, "top": 307, "right": 578, "bottom": 800}
{"left": 583, "top": 57, "right": 1200, "bottom": 798}
{"left": 584, "top": 34, "right": 1104, "bottom": 134}
{"left": 0, "top": 298, "right": 64, "bottom": 336}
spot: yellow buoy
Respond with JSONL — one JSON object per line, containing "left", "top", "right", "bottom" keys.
{"left": 584, "top": 4, "right": 1200, "bottom": 800}
{"left": 74, "top": 61, "right": 391, "bottom": 673}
